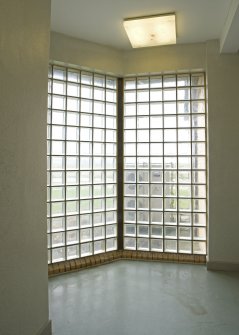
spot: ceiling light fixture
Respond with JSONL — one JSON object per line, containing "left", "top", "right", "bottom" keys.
{"left": 123, "top": 13, "right": 176, "bottom": 48}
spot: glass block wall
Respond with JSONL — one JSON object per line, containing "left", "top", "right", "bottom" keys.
{"left": 123, "top": 74, "right": 207, "bottom": 255}
{"left": 47, "top": 65, "right": 118, "bottom": 263}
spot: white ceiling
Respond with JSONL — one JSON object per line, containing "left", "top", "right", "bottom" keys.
{"left": 51, "top": 0, "right": 239, "bottom": 53}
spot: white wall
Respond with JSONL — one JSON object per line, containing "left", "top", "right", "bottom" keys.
{"left": 207, "top": 41, "right": 239, "bottom": 268}
{"left": 0, "top": 1, "right": 51, "bottom": 334}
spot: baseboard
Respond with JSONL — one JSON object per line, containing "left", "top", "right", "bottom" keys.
{"left": 207, "top": 261, "right": 239, "bottom": 271}
{"left": 37, "top": 320, "right": 52, "bottom": 335}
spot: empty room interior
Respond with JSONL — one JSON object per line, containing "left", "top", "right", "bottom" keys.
{"left": 1, "top": 0, "right": 239, "bottom": 334}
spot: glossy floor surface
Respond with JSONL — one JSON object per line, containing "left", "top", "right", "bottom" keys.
{"left": 49, "top": 261, "right": 239, "bottom": 335}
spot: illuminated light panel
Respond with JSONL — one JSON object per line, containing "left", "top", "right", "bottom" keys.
{"left": 123, "top": 14, "right": 176, "bottom": 48}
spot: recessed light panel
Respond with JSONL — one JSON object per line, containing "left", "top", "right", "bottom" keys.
{"left": 123, "top": 14, "right": 176, "bottom": 48}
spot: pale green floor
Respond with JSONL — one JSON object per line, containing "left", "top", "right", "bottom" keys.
{"left": 49, "top": 261, "right": 239, "bottom": 335}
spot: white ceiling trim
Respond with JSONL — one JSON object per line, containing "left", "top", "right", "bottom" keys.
{"left": 220, "top": 0, "right": 239, "bottom": 53}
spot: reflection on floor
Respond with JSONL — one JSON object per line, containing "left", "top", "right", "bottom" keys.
{"left": 49, "top": 260, "right": 239, "bottom": 335}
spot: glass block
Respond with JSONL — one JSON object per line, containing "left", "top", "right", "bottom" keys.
{"left": 178, "top": 88, "right": 190, "bottom": 100}
{"left": 106, "top": 211, "right": 117, "bottom": 224}
{"left": 93, "top": 185, "right": 104, "bottom": 198}
{"left": 177, "top": 101, "right": 190, "bottom": 114}
{"left": 67, "top": 215, "right": 79, "bottom": 230}
{"left": 192, "top": 129, "right": 205, "bottom": 142}
{"left": 178, "top": 199, "right": 191, "bottom": 212}
{"left": 151, "top": 211, "right": 163, "bottom": 224}
{"left": 125, "top": 78, "right": 136, "bottom": 90}
{"left": 178, "top": 241, "right": 192, "bottom": 254}
{"left": 164, "top": 102, "right": 176, "bottom": 114}
{"left": 52, "top": 110, "right": 65, "bottom": 125}
{"left": 106, "top": 77, "right": 117, "bottom": 89}
{"left": 53, "top": 67, "right": 66, "bottom": 80}
{"left": 124, "top": 91, "right": 136, "bottom": 103}
{"left": 193, "top": 185, "right": 206, "bottom": 198}
{"left": 66, "top": 230, "right": 79, "bottom": 245}
{"left": 68, "top": 70, "right": 80, "bottom": 83}
{"left": 137, "top": 184, "right": 148, "bottom": 196}
{"left": 106, "top": 238, "right": 117, "bottom": 251}
{"left": 124, "top": 237, "right": 136, "bottom": 250}
{"left": 193, "top": 199, "right": 206, "bottom": 212}
{"left": 94, "top": 101, "right": 105, "bottom": 115}
{"left": 52, "top": 247, "right": 65, "bottom": 263}
{"left": 94, "top": 226, "right": 105, "bottom": 240}
{"left": 164, "top": 184, "right": 177, "bottom": 197}
{"left": 106, "top": 143, "right": 116, "bottom": 156}
{"left": 81, "top": 85, "right": 93, "bottom": 99}
{"left": 106, "top": 90, "right": 116, "bottom": 103}
{"left": 150, "top": 89, "right": 162, "bottom": 101}
{"left": 124, "top": 104, "right": 136, "bottom": 116}
{"left": 191, "top": 87, "right": 205, "bottom": 100}
{"left": 151, "top": 170, "right": 163, "bottom": 183}
{"left": 124, "top": 184, "right": 136, "bottom": 196}
{"left": 80, "top": 228, "right": 92, "bottom": 242}
{"left": 137, "top": 90, "right": 149, "bottom": 102}
{"left": 52, "top": 141, "right": 65, "bottom": 155}
{"left": 124, "top": 130, "right": 136, "bottom": 142}
{"left": 51, "top": 202, "right": 65, "bottom": 216}
{"left": 178, "top": 115, "right": 191, "bottom": 128}
{"left": 81, "top": 242, "right": 93, "bottom": 257}
{"left": 178, "top": 185, "right": 191, "bottom": 198}
{"left": 179, "top": 227, "right": 191, "bottom": 239}
{"left": 178, "top": 213, "right": 191, "bottom": 226}
{"left": 124, "top": 158, "right": 136, "bottom": 170}
{"left": 66, "top": 201, "right": 79, "bottom": 215}
{"left": 165, "top": 171, "right": 177, "bottom": 183}
{"left": 106, "top": 224, "right": 117, "bottom": 238}
{"left": 93, "top": 171, "right": 104, "bottom": 184}
{"left": 94, "top": 198, "right": 105, "bottom": 212}
{"left": 67, "top": 245, "right": 79, "bottom": 260}
{"left": 150, "top": 102, "right": 162, "bottom": 115}
{"left": 94, "top": 240, "right": 105, "bottom": 254}
{"left": 80, "top": 200, "right": 92, "bottom": 213}
{"left": 192, "top": 142, "right": 206, "bottom": 155}
{"left": 151, "top": 225, "right": 163, "bottom": 238}
{"left": 106, "top": 129, "right": 116, "bottom": 142}
{"left": 151, "top": 184, "right": 163, "bottom": 197}
{"left": 80, "top": 171, "right": 91, "bottom": 185}
{"left": 137, "top": 238, "right": 149, "bottom": 251}
{"left": 124, "top": 210, "right": 136, "bottom": 223}
{"left": 164, "top": 89, "right": 176, "bottom": 101}
{"left": 164, "top": 115, "right": 176, "bottom": 128}
{"left": 93, "top": 128, "right": 104, "bottom": 142}
{"left": 93, "top": 143, "right": 104, "bottom": 156}
{"left": 124, "top": 224, "right": 136, "bottom": 236}
{"left": 106, "top": 184, "right": 116, "bottom": 197}
{"left": 124, "top": 117, "right": 136, "bottom": 129}
{"left": 150, "top": 116, "right": 163, "bottom": 128}
{"left": 164, "top": 143, "right": 177, "bottom": 156}
{"left": 51, "top": 186, "right": 64, "bottom": 201}
{"left": 193, "top": 241, "right": 206, "bottom": 255}
{"left": 106, "top": 197, "right": 117, "bottom": 210}
{"left": 80, "top": 157, "right": 92, "bottom": 170}
{"left": 138, "top": 103, "right": 149, "bottom": 115}
{"left": 164, "top": 198, "right": 177, "bottom": 211}
{"left": 193, "top": 213, "right": 206, "bottom": 226}
{"left": 52, "top": 232, "right": 65, "bottom": 247}
{"left": 164, "top": 129, "right": 176, "bottom": 142}
{"left": 81, "top": 113, "right": 92, "bottom": 127}
{"left": 66, "top": 127, "right": 79, "bottom": 141}
{"left": 66, "top": 157, "right": 79, "bottom": 170}
{"left": 164, "top": 157, "right": 177, "bottom": 170}
{"left": 138, "top": 225, "right": 149, "bottom": 237}
{"left": 178, "top": 171, "right": 191, "bottom": 183}
{"left": 178, "top": 129, "right": 191, "bottom": 142}
{"left": 151, "top": 198, "right": 163, "bottom": 210}
{"left": 151, "top": 239, "right": 163, "bottom": 252}
{"left": 178, "top": 143, "right": 191, "bottom": 156}
{"left": 164, "top": 212, "right": 177, "bottom": 225}
{"left": 52, "top": 95, "right": 66, "bottom": 110}
{"left": 178, "top": 157, "right": 191, "bottom": 170}
{"left": 177, "top": 74, "right": 190, "bottom": 87}
{"left": 165, "top": 239, "right": 177, "bottom": 252}
{"left": 67, "top": 171, "right": 79, "bottom": 185}
{"left": 81, "top": 99, "right": 92, "bottom": 113}
{"left": 92, "top": 213, "right": 104, "bottom": 227}
{"left": 67, "top": 83, "right": 80, "bottom": 97}
{"left": 192, "top": 171, "right": 206, "bottom": 184}
{"left": 150, "top": 76, "right": 162, "bottom": 88}
{"left": 67, "top": 112, "right": 79, "bottom": 126}
{"left": 192, "top": 101, "right": 205, "bottom": 114}
{"left": 106, "top": 116, "right": 116, "bottom": 129}
{"left": 137, "top": 77, "right": 149, "bottom": 89}
{"left": 66, "top": 142, "right": 79, "bottom": 155}
{"left": 137, "top": 143, "right": 149, "bottom": 156}
{"left": 106, "top": 171, "right": 116, "bottom": 183}
{"left": 150, "top": 129, "right": 162, "bottom": 142}
{"left": 192, "top": 115, "right": 205, "bottom": 128}
{"left": 137, "top": 198, "right": 149, "bottom": 210}
{"left": 52, "top": 126, "right": 65, "bottom": 140}
{"left": 137, "top": 211, "right": 149, "bottom": 224}
{"left": 80, "top": 214, "right": 92, "bottom": 228}
{"left": 165, "top": 226, "right": 177, "bottom": 239}
{"left": 94, "top": 87, "right": 105, "bottom": 101}
{"left": 52, "top": 217, "right": 65, "bottom": 232}
{"left": 67, "top": 97, "right": 79, "bottom": 112}
{"left": 137, "top": 130, "right": 149, "bottom": 143}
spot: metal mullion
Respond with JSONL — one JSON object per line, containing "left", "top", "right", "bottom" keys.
{"left": 77, "top": 70, "right": 82, "bottom": 258}
{"left": 49, "top": 65, "right": 53, "bottom": 264}
{"left": 148, "top": 76, "right": 151, "bottom": 252}
{"left": 103, "top": 74, "right": 107, "bottom": 252}
{"left": 92, "top": 73, "right": 95, "bottom": 255}
{"left": 204, "top": 72, "right": 208, "bottom": 256}
{"left": 190, "top": 73, "right": 194, "bottom": 255}
{"left": 64, "top": 68, "right": 68, "bottom": 261}
{"left": 162, "top": 75, "right": 165, "bottom": 253}
{"left": 135, "top": 77, "right": 138, "bottom": 251}
{"left": 176, "top": 74, "right": 179, "bottom": 254}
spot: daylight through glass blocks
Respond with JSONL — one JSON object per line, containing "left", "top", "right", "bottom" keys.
{"left": 47, "top": 65, "right": 117, "bottom": 263}
{"left": 123, "top": 74, "right": 207, "bottom": 254}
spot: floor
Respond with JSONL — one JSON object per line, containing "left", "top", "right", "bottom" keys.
{"left": 49, "top": 260, "right": 239, "bottom": 335}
